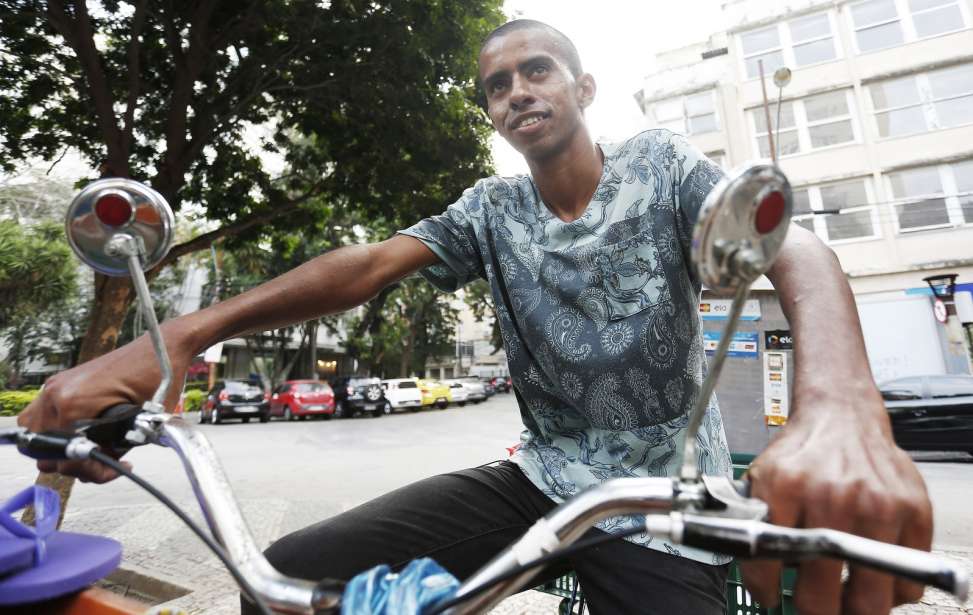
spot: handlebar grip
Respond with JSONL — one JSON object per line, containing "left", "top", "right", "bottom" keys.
{"left": 77, "top": 403, "right": 142, "bottom": 451}
{"left": 678, "top": 514, "right": 970, "bottom": 601}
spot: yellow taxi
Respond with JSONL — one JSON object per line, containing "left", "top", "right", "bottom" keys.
{"left": 416, "top": 379, "right": 451, "bottom": 409}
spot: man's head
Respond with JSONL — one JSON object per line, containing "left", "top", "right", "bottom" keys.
{"left": 478, "top": 20, "right": 595, "bottom": 162}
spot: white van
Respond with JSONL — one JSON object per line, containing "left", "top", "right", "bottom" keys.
{"left": 381, "top": 378, "right": 423, "bottom": 412}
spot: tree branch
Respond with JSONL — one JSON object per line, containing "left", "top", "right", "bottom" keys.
{"left": 46, "top": 0, "right": 126, "bottom": 175}
{"left": 122, "top": 0, "right": 149, "bottom": 157}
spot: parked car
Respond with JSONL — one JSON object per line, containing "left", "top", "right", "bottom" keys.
{"left": 200, "top": 379, "right": 270, "bottom": 424}
{"left": 445, "top": 380, "right": 470, "bottom": 406}
{"left": 270, "top": 380, "right": 334, "bottom": 421}
{"left": 490, "top": 376, "right": 512, "bottom": 393}
{"left": 381, "top": 378, "right": 423, "bottom": 412}
{"left": 458, "top": 377, "right": 487, "bottom": 403}
{"left": 417, "top": 379, "right": 451, "bottom": 409}
{"left": 879, "top": 374, "right": 973, "bottom": 455}
{"left": 482, "top": 378, "right": 496, "bottom": 397}
{"left": 332, "top": 376, "right": 389, "bottom": 418}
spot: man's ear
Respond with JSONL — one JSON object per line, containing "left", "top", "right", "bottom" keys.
{"left": 576, "top": 73, "right": 596, "bottom": 110}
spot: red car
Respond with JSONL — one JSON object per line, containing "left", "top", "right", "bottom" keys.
{"left": 269, "top": 380, "right": 335, "bottom": 420}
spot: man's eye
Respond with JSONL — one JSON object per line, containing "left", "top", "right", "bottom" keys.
{"left": 532, "top": 65, "right": 548, "bottom": 75}
{"left": 490, "top": 82, "right": 506, "bottom": 94}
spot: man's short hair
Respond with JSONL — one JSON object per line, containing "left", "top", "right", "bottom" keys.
{"left": 480, "top": 19, "right": 583, "bottom": 78}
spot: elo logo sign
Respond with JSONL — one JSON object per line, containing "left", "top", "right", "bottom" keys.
{"left": 764, "top": 329, "right": 793, "bottom": 350}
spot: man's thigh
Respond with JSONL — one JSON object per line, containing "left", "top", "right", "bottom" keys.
{"left": 571, "top": 536, "right": 729, "bottom": 615}
{"left": 257, "top": 460, "right": 562, "bottom": 585}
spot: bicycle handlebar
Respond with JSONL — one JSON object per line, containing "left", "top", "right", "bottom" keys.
{"left": 4, "top": 415, "right": 969, "bottom": 614}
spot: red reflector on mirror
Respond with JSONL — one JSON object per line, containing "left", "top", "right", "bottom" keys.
{"left": 755, "top": 191, "right": 785, "bottom": 234}
{"left": 94, "top": 193, "right": 133, "bottom": 227}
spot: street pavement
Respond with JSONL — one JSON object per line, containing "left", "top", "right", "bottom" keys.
{"left": 1, "top": 397, "right": 972, "bottom": 614}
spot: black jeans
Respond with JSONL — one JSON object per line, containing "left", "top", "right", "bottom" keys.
{"left": 242, "top": 461, "right": 728, "bottom": 614}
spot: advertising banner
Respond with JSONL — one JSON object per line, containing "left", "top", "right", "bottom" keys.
{"left": 763, "top": 351, "right": 789, "bottom": 426}
{"left": 699, "top": 299, "right": 762, "bottom": 321}
{"left": 703, "top": 331, "right": 759, "bottom": 359}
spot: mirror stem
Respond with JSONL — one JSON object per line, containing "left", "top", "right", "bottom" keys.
{"left": 679, "top": 283, "right": 752, "bottom": 482}
{"left": 125, "top": 250, "right": 173, "bottom": 410}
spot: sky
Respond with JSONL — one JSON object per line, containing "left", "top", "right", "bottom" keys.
{"left": 491, "top": 0, "right": 726, "bottom": 175}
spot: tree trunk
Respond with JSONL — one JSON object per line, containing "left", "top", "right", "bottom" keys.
{"left": 24, "top": 274, "right": 134, "bottom": 528}
{"left": 307, "top": 321, "right": 318, "bottom": 379}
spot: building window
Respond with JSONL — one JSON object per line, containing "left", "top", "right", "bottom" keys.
{"left": 751, "top": 89, "right": 857, "bottom": 158}
{"left": 886, "top": 161, "right": 973, "bottom": 232}
{"left": 791, "top": 178, "right": 879, "bottom": 243}
{"left": 740, "top": 11, "right": 838, "bottom": 79}
{"left": 650, "top": 91, "right": 720, "bottom": 136}
{"left": 848, "top": 0, "right": 967, "bottom": 53}
{"left": 869, "top": 63, "right": 973, "bottom": 137}
{"left": 705, "top": 151, "right": 727, "bottom": 170}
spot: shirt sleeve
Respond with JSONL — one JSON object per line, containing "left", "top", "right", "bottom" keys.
{"left": 397, "top": 185, "right": 486, "bottom": 293}
{"left": 669, "top": 133, "right": 726, "bottom": 250}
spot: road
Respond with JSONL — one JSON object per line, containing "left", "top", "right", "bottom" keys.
{"left": 2, "top": 395, "right": 972, "bottom": 613}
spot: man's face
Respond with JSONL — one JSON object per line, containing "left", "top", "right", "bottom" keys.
{"left": 478, "top": 29, "right": 594, "bottom": 161}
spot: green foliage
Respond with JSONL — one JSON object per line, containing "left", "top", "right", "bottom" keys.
{"left": 0, "top": 389, "right": 39, "bottom": 416}
{"left": 182, "top": 389, "right": 206, "bottom": 413}
{"left": 463, "top": 279, "right": 503, "bottom": 353}
{"left": 0, "top": 0, "right": 503, "bottom": 243}
{"left": 0, "top": 220, "right": 77, "bottom": 330}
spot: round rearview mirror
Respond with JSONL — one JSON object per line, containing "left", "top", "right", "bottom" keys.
{"left": 691, "top": 164, "right": 792, "bottom": 295}
{"left": 65, "top": 178, "right": 175, "bottom": 276}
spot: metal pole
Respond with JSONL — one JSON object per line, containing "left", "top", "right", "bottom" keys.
{"left": 758, "top": 59, "right": 777, "bottom": 165}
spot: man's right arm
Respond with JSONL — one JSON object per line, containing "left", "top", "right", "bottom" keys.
{"left": 18, "top": 235, "right": 438, "bottom": 478}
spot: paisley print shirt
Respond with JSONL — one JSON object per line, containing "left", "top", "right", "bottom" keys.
{"left": 399, "top": 129, "right": 733, "bottom": 565}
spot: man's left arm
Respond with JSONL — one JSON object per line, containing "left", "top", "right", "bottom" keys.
{"left": 741, "top": 224, "right": 933, "bottom": 615}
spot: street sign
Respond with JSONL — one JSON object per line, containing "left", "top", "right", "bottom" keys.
{"left": 934, "top": 299, "right": 948, "bottom": 324}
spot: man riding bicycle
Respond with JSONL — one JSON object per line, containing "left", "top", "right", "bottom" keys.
{"left": 20, "top": 19, "right": 932, "bottom": 615}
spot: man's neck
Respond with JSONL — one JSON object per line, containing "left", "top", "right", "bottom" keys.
{"left": 526, "top": 127, "right": 603, "bottom": 223}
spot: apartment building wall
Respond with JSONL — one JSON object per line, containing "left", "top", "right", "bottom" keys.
{"left": 638, "top": 0, "right": 973, "bottom": 452}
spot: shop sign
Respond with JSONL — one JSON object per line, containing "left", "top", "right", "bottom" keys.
{"left": 703, "top": 331, "right": 759, "bottom": 359}
{"left": 699, "top": 299, "right": 762, "bottom": 321}
{"left": 763, "top": 351, "right": 789, "bottom": 426}
{"left": 764, "top": 329, "right": 793, "bottom": 350}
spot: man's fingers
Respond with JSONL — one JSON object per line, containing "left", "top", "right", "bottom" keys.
{"left": 893, "top": 491, "right": 933, "bottom": 605}
{"left": 843, "top": 566, "right": 895, "bottom": 615}
{"left": 39, "top": 458, "right": 129, "bottom": 484}
{"left": 740, "top": 560, "right": 783, "bottom": 607}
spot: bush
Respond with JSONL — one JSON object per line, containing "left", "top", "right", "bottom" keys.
{"left": 182, "top": 389, "right": 206, "bottom": 412}
{"left": 0, "top": 390, "right": 40, "bottom": 416}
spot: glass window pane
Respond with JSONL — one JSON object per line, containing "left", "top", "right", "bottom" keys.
{"left": 657, "top": 118, "right": 685, "bottom": 133}
{"left": 790, "top": 13, "right": 831, "bottom": 43}
{"left": 928, "top": 65, "right": 973, "bottom": 99}
{"left": 952, "top": 160, "right": 973, "bottom": 223}
{"left": 875, "top": 106, "right": 928, "bottom": 137}
{"left": 826, "top": 210, "right": 875, "bottom": 240}
{"left": 805, "top": 91, "right": 849, "bottom": 122}
{"left": 794, "top": 38, "right": 837, "bottom": 65}
{"left": 913, "top": 5, "right": 964, "bottom": 37}
{"left": 934, "top": 95, "right": 973, "bottom": 128}
{"left": 809, "top": 119, "right": 855, "bottom": 147}
{"left": 685, "top": 92, "right": 714, "bottom": 115}
{"left": 753, "top": 102, "right": 795, "bottom": 133}
{"left": 705, "top": 152, "right": 726, "bottom": 169}
{"left": 793, "top": 216, "right": 816, "bottom": 234}
{"left": 745, "top": 50, "right": 785, "bottom": 79}
{"left": 758, "top": 129, "right": 800, "bottom": 158}
{"left": 856, "top": 21, "right": 904, "bottom": 52}
{"left": 688, "top": 113, "right": 719, "bottom": 134}
{"left": 895, "top": 198, "right": 950, "bottom": 229}
{"left": 654, "top": 99, "right": 682, "bottom": 122}
{"left": 910, "top": 0, "right": 957, "bottom": 10}
{"left": 820, "top": 180, "right": 868, "bottom": 208}
{"left": 742, "top": 26, "right": 781, "bottom": 55}
{"left": 852, "top": 0, "right": 900, "bottom": 27}
{"left": 869, "top": 76, "right": 921, "bottom": 110}
{"left": 793, "top": 189, "right": 812, "bottom": 214}
{"left": 889, "top": 167, "right": 944, "bottom": 197}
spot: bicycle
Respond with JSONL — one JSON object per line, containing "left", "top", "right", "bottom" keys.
{"left": 2, "top": 166, "right": 968, "bottom": 614}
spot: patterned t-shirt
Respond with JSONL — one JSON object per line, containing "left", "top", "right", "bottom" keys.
{"left": 398, "top": 129, "right": 733, "bottom": 565}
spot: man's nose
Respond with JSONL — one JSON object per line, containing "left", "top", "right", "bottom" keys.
{"left": 509, "top": 74, "right": 535, "bottom": 110}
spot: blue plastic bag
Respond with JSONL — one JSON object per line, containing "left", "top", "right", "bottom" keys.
{"left": 341, "top": 557, "right": 458, "bottom": 615}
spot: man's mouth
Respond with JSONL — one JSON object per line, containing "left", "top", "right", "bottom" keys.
{"left": 512, "top": 113, "right": 550, "bottom": 131}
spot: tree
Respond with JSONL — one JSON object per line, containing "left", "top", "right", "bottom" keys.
{"left": 463, "top": 278, "right": 503, "bottom": 353}
{"left": 0, "top": 0, "right": 503, "bottom": 364}
{"left": 1, "top": 0, "right": 502, "bottom": 522}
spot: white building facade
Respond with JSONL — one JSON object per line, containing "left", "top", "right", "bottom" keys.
{"left": 637, "top": 0, "right": 973, "bottom": 382}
